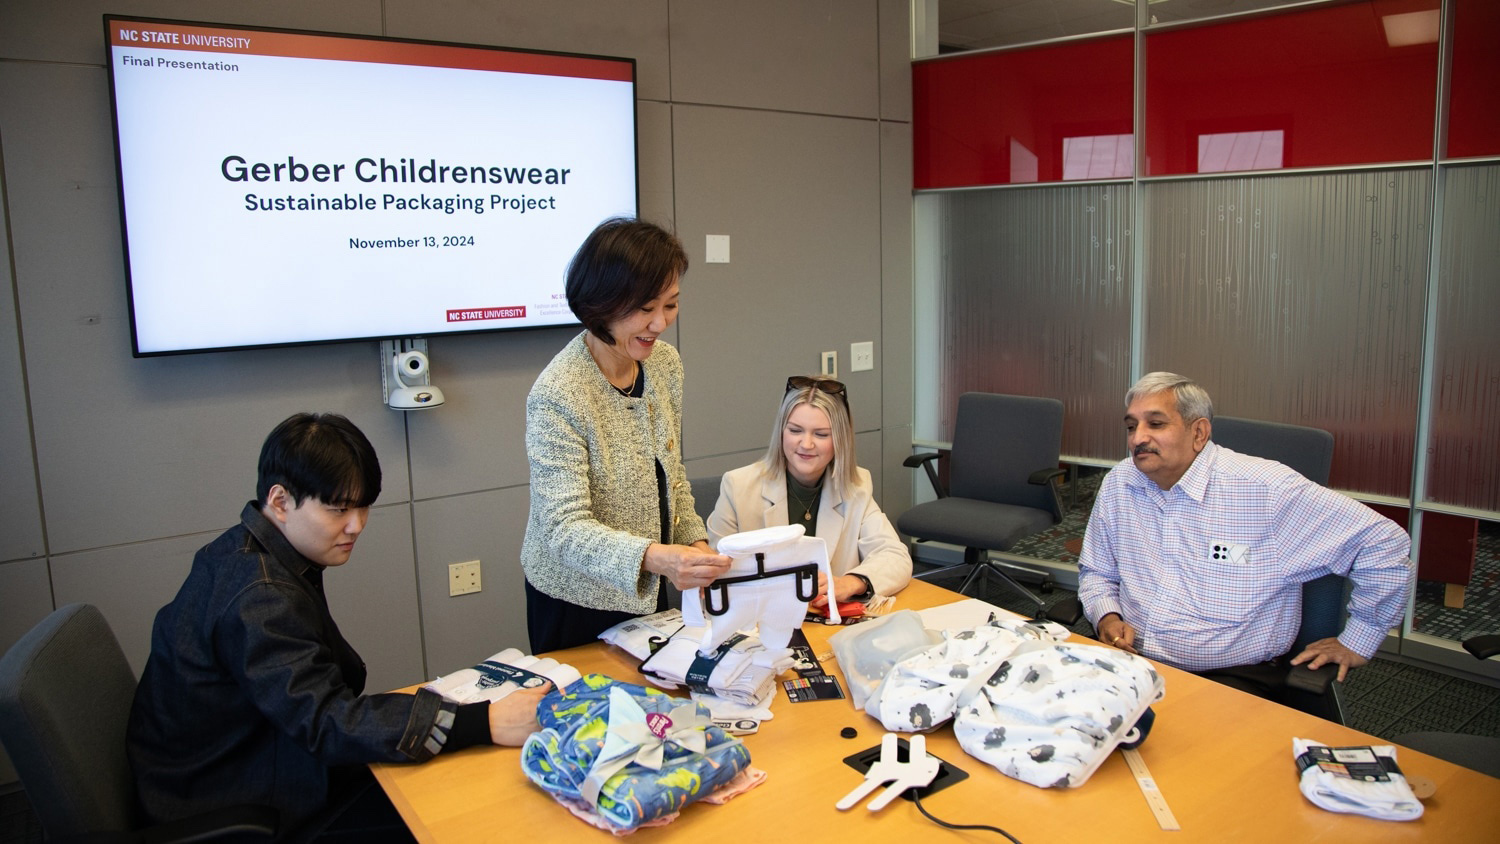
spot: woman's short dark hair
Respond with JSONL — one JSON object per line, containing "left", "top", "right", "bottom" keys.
{"left": 566, "top": 217, "right": 688, "bottom": 345}
{"left": 256, "top": 413, "right": 382, "bottom": 507}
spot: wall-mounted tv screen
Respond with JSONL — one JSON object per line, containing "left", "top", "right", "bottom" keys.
{"left": 104, "top": 16, "right": 637, "bottom": 356}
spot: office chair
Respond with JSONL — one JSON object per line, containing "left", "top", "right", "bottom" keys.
{"left": 1213, "top": 416, "right": 1349, "bottom": 722}
{"left": 0, "top": 603, "right": 277, "bottom": 842}
{"left": 1393, "top": 634, "right": 1500, "bottom": 778}
{"left": 689, "top": 475, "right": 721, "bottom": 525}
{"left": 897, "top": 393, "right": 1079, "bottom": 624}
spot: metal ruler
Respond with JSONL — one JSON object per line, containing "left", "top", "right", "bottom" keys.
{"left": 1122, "top": 748, "right": 1181, "bottom": 831}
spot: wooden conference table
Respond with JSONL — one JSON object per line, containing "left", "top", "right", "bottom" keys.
{"left": 372, "top": 580, "right": 1500, "bottom": 841}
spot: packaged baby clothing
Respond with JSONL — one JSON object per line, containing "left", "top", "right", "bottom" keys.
{"left": 951, "top": 640, "right": 1164, "bottom": 788}
{"left": 871, "top": 617, "right": 1070, "bottom": 731}
{"left": 424, "top": 648, "right": 582, "bottom": 704}
{"left": 639, "top": 628, "right": 786, "bottom": 706}
{"left": 1292, "top": 739, "right": 1423, "bottom": 821}
{"left": 828, "top": 609, "right": 942, "bottom": 710}
{"left": 521, "top": 674, "right": 753, "bottom": 832}
{"left": 598, "top": 609, "right": 686, "bottom": 660}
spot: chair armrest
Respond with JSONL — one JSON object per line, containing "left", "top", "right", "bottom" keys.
{"left": 1463, "top": 634, "right": 1500, "bottom": 661}
{"left": 1285, "top": 663, "right": 1338, "bottom": 696}
{"left": 1027, "top": 468, "right": 1065, "bottom": 486}
{"left": 903, "top": 452, "right": 947, "bottom": 498}
{"left": 1044, "top": 596, "right": 1082, "bottom": 627}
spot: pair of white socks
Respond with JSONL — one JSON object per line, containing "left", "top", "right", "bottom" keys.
{"left": 1293, "top": 738, "right": 1423, "bottom": 821}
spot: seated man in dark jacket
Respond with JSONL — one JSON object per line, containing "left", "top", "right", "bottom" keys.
{"left": 127, "top": 412, "right": 547, "bottom": 837}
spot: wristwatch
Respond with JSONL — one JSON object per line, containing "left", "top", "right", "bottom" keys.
{"left": 847, "top": 573, "right": 875, "bottom": 602}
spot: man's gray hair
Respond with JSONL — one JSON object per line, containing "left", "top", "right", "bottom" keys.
{"left": 1126, "top": 371, "right": 1214, "bottom": 423}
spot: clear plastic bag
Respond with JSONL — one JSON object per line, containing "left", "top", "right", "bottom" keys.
{"left": 828, "top": 609, "right": 941, "bottom": 711}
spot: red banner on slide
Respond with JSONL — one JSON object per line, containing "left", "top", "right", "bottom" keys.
{"left": 447, "top": 307, "right": 527, "bottom": 322}
{"left": 108, "top": 20, "right": 632, "bottom": 82}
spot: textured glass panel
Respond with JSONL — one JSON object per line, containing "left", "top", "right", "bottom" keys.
{"left": 1144, "top": 1, "right": 1439, "bottom": 175}
{"left": 934, "top": 184, "right": 1132, "bottom": 459}
{"left": 1427, "top": 164, "right": 1500, "bottom": 512}
{"left": 913, "top": 34, "right": 1133, "bottom": 189}
{"left": 1144, "top": 169, "right": 1428, "bottom": 496}
{"left": 1448, "top": 0, "right": 1500, "bottom": 158}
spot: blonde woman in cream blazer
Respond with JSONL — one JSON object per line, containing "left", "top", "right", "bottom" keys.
{"left": 707, "top": 377, "right": 912, "bottom": 606}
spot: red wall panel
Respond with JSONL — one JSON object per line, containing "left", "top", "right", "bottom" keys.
{"left": 913, "top": 35, "right": 1133, "bottom": 190}
{"left": 1145, "top": 1, "right": 1439, "bottom": 175}
{"left": 1448, "top": 0, "right": 1500, "bottom": 158}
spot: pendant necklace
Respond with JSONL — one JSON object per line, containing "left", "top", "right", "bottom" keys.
{"left": 788, "top": 478, "right": 823, "bottom": 521}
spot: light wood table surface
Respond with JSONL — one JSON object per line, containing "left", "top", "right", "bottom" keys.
{"left": 373, "top": 580, "right": 1500, "bottom": 841}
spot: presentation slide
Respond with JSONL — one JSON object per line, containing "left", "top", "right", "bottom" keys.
{"left": 106, "top": 19, "right": 637, "bottom": 355}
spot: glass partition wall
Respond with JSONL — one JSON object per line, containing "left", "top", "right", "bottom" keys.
{"left": 911, "top": 0, "right": 1500, "bottom": 679}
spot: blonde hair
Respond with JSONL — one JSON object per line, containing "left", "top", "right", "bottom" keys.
{"left": 760, "top": 378, "right": 858, "bottom": 498}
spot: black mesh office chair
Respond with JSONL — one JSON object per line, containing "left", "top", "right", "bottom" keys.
{"left": 898, "top": 393, "right": 1078, "bottom": 623}
{"left": 0, "top": 603, "right": 277, "bottom": 842}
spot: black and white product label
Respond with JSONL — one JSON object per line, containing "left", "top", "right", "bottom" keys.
{"left": 1296, "top": 745, "right": 1400, "bottom": 782}
{"left": 787, "top": 628, "right": 825, "bottom": 677}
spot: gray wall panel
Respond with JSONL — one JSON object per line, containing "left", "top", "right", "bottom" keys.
{"left": 0, "top": 559, "right": 54, "bottom": 666}
{"left": 669, "top": 0, "right": 878, "bottom": 119}
{"left": 385, "top": 0, "right": 671, "bottom": 103}
{"left": 0, "top": 0, "right": 383, "bottom": 64}
{"left": 406, "top": 326, "right": 574, "bottom": 501}
{"left": 0, "top": 63, "right": 412, "bottom": 553}
{"left": 880, "top": 121, "right": 913, "bottom": 511}
{"left": 879, "top": 0, "right": 912, "bottom": 122}
{"left": 49, "top": 531, "right": 216, "bottom": 676}
{"left": 637, "top": 100, "right": 676, "bottom": 229}
{"left": 673, "top": 105, "right": 883, "bottom": 459}
{"left": 412, "top": 489, "right": 531, "bottom": 675}
{"left": 0, "top": 163, "right": 44, "bottom": 563}
{"left": 881, "top": 424, "right": 914, "bottom": 513}
{"left": 684, "top": 448, "right": 765, "bottom": 492}
{"left": 322, "top": 505, "right": 427, "bottom": 693}
{"left": 854, "top": 430, "right": 883, "bottom": 496}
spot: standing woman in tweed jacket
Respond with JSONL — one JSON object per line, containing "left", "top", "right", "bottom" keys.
{"left": 522, "top": 218, "right": 731, "bottom": 652}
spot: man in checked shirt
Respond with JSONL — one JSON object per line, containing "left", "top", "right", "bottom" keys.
{"left": 1077, "top": 372, "right": 1414, "bottom": 701}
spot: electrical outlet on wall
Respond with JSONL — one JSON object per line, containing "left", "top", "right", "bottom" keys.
{"left": 449, "top": 560, "right": 481, "bottom": 596}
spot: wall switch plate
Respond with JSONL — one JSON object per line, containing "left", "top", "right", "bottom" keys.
{"left": 706, "top": 234, "right": 730, "bottom": 263}
{"left": 821, "top": 350, "right": 837, "bottom": 377}
{"left": 850, "top": 341, "right": 874, "bottom": 372}
{"left": 449, "top": 560, "right": 481, "bottom": 596}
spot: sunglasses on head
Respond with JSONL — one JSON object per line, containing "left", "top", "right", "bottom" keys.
{"left": 785, "top": 376, "right": 848, "bottom": 408}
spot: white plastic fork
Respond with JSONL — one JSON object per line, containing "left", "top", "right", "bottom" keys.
{"left": 836, "top": 733, "right": 942, "bottom": 812}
